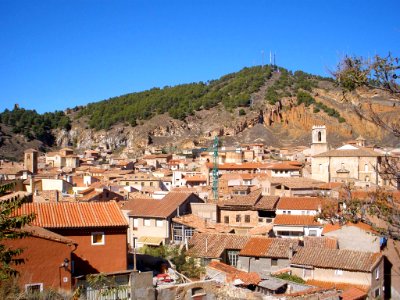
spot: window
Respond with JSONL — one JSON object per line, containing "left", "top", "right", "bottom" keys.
{"left": 335, "top": 269, "right": 343, "bottom": 276}
{"left": 227, "top": 250, "right": 239, "bottom": 267}
{"left": 236, "top": 215, "right": 241, "bottom": 223}
{"left": 308, "top": 230, "right": 317, "bottom": 237}
{"left": 125, "top": 182, "right": 129, "bottom": 186}
{"left": 91, "top": 232, "right": 105, "bottom": 245}
{"left": 144, "top": 219, "right": 151, "bottom": 226}
{"left": 317, "top": 131, "right": 322, "bottom": 142}
{"left": 375, "top": 268, "right": 380, "bottom": 280}
{"left": 133, "top": 218, "right": 139, "bottom": 228}
{"left": 156, "top": 220, "right": 163, "bottom": 227}
{"left": 224, "top": 216, "right": 229, "bottom": 224}
{"left": 25, "top": 283, "right": 43, "bottom": 293}
{"left": 271, "top": 258, "right": 278, "bottom": 266}
{"left": 374, "top": 288, "right": 380, "bottom": 298}
{"left": 245, "top": 215, "right": 250, "bottom": 223}
{"left": 364, "top": 163, "right": 369, "bottom": 172}
{"left": 303, "top": 268, "right": 312, "bottom": 277}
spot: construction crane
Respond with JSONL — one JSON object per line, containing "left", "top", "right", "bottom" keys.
{"left": 211, "top": 136, "right": 219, "bottom": 201}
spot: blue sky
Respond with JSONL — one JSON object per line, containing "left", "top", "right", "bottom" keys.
{"left": 0, "top": 0, "right": 399, "bottom": 113}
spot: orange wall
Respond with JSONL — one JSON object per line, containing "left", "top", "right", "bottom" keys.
{"left": 4, "top": 236, "right": 73, "bottom": 292}
{"left": 53, "top": 227, "right": 128, "bottom": 275}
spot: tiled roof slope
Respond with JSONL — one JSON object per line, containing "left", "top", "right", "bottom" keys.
{"left": 254, "top": 196, "right": 280, "bottom": 210}
{"left": 240, "top": 237, "right": 298, "bottom": 258}
{"left": 274, "top": 215, "right": 320, "bottom": 226}
{"left": 276, "top": 197, "right": 329, "bottom": 210}
{"left": 123, "top": 192, "right": 203, "bottom": 218}
{"left": 207, "top": 261, "right": 260, "bottom": 285}
{"left": 313, "top": 148, "right": 381, "bottom": 157}
{"left": 188, "top": 232, "right": 250, "bottom": 258}
{"left": 22, "top": 225, "right": 76, "bottom": 244}
{"left": 291, "top": 247, "right": 382, "bottom": 272}
{"left": 17, "top": 202, "right": 128, "bottom": 228}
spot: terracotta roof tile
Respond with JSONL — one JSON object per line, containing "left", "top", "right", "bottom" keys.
{"left": 267, "top": 163, "right": 302, "bottom": 170}
{"left": 340, "top": 287, "right": 369, "bottom": 300}
{"left": 207, "top": 261, "right": 260, "bottom": 285}
{"left": 123, "top": 192, "right": 203, "bottom": 218}
{"left": 254, "top": 196, "right": 279, "bottom": 210}
{"left": 313, "top": 148, "right": 381, "bottom": 158}
{"left": 22, "top": 225, "right": 76, "bottom": 244}
{"left": 220, "top": 189, "right": 261, "bottom": 207}
{"left": 276, "top": 197, "right": 329, "bottom": 211}
{"left": 274, "top": 215, "right": 320, "bottom": 226}
{"left": 188, "top": 232, "right": 250, "bottom": 258}
{"left": 306, "top": 280, "right": 370, "bottom": 293}
{"left": 205, "top": 162, "right": 271, "bottom": 170}
{"left": 17, "top": 202, "right": 128, "bottom": 228}
{"left": 240, "top": 237, "right": 298, "bottom": 258}
{"left": 185, "top": 175, "right": 207, "bottom": 182}
{"left": 291, "top": 247, "right": 382, "bottom": 272}
{"left": 303, "top": 236, "right": 338, "bottom": 249}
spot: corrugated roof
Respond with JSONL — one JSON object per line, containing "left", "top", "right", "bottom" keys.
{"left": 17, "top": 202, "right": 128, "bottom": 228}
{"left": 291, "top": 247, "right": 382, "bottom": 272}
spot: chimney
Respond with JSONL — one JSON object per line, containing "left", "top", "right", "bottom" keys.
{"left": 288, "top": 243, "right": 294, "bottom": 260}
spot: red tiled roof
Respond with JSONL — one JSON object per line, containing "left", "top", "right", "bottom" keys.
{"left": 274, "top": 215, "right": 320, "bottom": 226}
{"left": 276, "top": 197, "right": 327, "bottom": 211}
{"left": 220, "top": 189, "right": 261, "bottom": 207}
{"left": 254, "top": 196, "right": 280, "bottom": 210}
{"left": 340, "top": 287, "right": 368, "bottom": 300}
{"left": 240, "top": 237, "right": 298, "bottom": 258}
{"left": 303, "top": 236, "right": 338, "bottom": 249}
{"left": 188, "top": 232, "right": 250, "bottom": 258}
{"left": 313, "top": 147, "right": 381, "bottom": 157}
{"left": 17, "top": 202, "right": 128, "bottom": 228}
{"left": 291, "top": 247, "right": 382, "bottom": 272}
{"left": 306, "top": 280, "right": 370, "bottom": 293}
{"left": 267, "top": 163, "right": 301, "bottom": 170}
{"left": 123, "top": 192, "right": 203, "bottom": 218}
{"left": 22, "top": 225, "right": 76, "bottom": 244}
{"left": 185, "top": 175, "right": 207, "bottom": 182}
{"left": 205, "top": 162, "right": 271, "bottom": 170}
{"left": 323, "top": 222, "right": 378, "bottom": 235}
{"left": 207, "top": 261, "right": 260, "bottom": 285}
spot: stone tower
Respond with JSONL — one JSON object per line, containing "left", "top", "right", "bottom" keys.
{"left": 24, "top": 149, "right": 38, "bottom": 174}
{"left": 311, "top": 125, "right": 328, "bottom": 156}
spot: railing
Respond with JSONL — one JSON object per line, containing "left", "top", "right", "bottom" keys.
{"left": 83, "top": 285, "right": 130, "bottom": 300}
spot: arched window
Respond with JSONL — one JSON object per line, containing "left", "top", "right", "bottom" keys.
{"left": 364, "top": 164, "right": 369, "bottom": 172}
{"left": 318, "top": 131, "right": 322, "bottom": 142}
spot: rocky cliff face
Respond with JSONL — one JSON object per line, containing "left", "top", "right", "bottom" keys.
{"left": 54, "top": 85, "right": 398, "bottom": 156}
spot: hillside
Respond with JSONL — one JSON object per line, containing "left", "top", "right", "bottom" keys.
{"left": 1, "top": 65, "right": 399, "bottom": 160}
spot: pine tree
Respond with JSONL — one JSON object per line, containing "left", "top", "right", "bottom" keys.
{"left": 0, "top": 184, "right": 35, "bottom": 279}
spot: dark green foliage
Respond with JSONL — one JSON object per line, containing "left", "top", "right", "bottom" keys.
{"left": 238, "top": 108, "right": 246, "bottom": 116}
{"left": 0, "top": 107, "right": 71, "bottom": 145}
{"left": 264, "top": 68, "right": 327, "bottom": 105}
{"left": 78, "top": 66, "right": 273, "bottom": 130}
{"left": 274, "top": 273, "right": 305, "bottom": 284}
{"left": 139, "top": 245, "right": 204, "bottom": 279}
{"left": 0, "top": 186, "right": 35, "bottom": 279}
{"left": 297, "top": 91, "right": 345, "bottom": 122}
